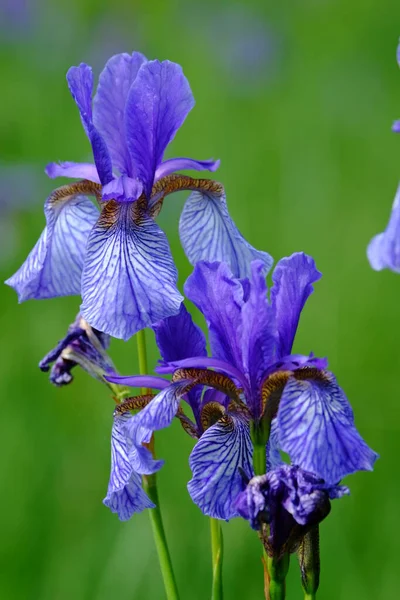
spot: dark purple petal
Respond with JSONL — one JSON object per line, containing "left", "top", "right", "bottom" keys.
{"left": 184, "top": 261, "right": 245, "bottom": 373}
{"left": 103, "top": 414, "right": 154, "bottom": 521}
{"left": 93, "top": 52, "right": 147, "bottom": 175}
{"left": 5, "top": 192, "right": 99, "bottom": 301}
{"left": 264, "top": 353, "right": 328, "bottom": 378}
{"left": 80, "top": 202, "right": 183, "bottom": 340}
{"left": 188, "top": 414, "right": 253, "bottom": 520}
{"left": 270, "top": 253, "right": 322, "bottom": 357}
{"left": 367, "top": 185, "right": 400, "bottom": 273}
{"left": 179, "top": 188, "right": 273, "bottom": 278}
{"left": 277, "top": 373, "right": 379, "bottom": 484}
{"left": 153, "top": 304, "right": 207, "bottom": 365}
{"left": 155, "top": 157, "right": 220, "bottom": 180}
{"left": 105, "top": 374, "right": 169, "bottom": 390}
{"left": 45, "top": 161, "right": 100, "bottom": 183}
{"left": 125, "top": 60, "right": 194, "bottom": 196}
{"left": 66, "top": 64, "right": 113, "bottom": 184}
{"left": 102, "top": 175, "right": 143, "bottom": 203}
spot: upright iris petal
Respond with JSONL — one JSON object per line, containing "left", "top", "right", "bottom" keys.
{"left": 367, "top": 184, "right": 400, "bottom": 273}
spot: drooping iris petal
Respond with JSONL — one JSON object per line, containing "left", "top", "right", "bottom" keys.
{"left": 132, "top": 380, "right": 192, "bottom": 432}
{"left": 125, "top": 60, "right": 195, "bottom": 197}
{"left": 105, "top": 374, "right": 169, "bottom": 390}
{"left": 45, "top": 161, "right": 100, "bottom": 183}
{"left": 367, "top": 185, "right": 400, "bottom": 273}
{"left": 93, "top": 52, "right": 147, "bottom": 175}
{"left": 188, "top": 414, "right": 253, "bottom": 520}
{"left": 66, "top": 63, "right": 113, "bottom": 184}
{"left": 277, "top": 372, "right": 378, "bottom": 484}
{"left": 270, "top": 253, "right": 322, "bottom": 357}
{"left": 103, "top": 415, "right": 154, "bottom": 521}
{"left": 179, "top": 188, "right": 273, "bottom": 278}
{"left": 102, "top": 175, "right": 143, "bottom": 202}
{"left": 154, "top": 157, "right": 220, "bottom": 181}
{"left": 6, "top": 193, "right": 99, "bottom": 301}
{"left": 184, "top": 261, "right": 245, "bottom": 374}
{"left": 80, "top": 201, "right": 183, "bottom": 340}
{"left": 122, "top": 417, "right": 164, "bottom": 475}
{"left": 241, "top": 261, "right": 276, "bottom": 413}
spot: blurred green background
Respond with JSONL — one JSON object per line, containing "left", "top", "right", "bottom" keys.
{"left": 1, "top": 0, "right": 398, "bottom": 598}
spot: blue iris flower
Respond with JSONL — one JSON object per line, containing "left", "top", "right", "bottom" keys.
{"left": 106, "top": 253, "right": 378, "bottom": 520}
{"left": 5, "top": 52, "right": 272, "bottom": 340}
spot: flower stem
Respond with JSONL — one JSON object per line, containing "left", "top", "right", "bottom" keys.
{"left": 136, "top": 329, "right": 180, "bottom": 600}
{"left": 265, "top": 552, "right": 290, "bottom": 600}
{"left": 210, "top": 518, "right": 223, "bottom": 600}
{"left": 304, "top": 594, "right": 316, "bottom": 600}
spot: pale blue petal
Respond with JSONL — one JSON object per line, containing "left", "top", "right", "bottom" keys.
{"left": 45, "top": 161, "right": 100, "bottom": 183}
{"left": 103, "top": 415, "right": 154, "bottom": 521}
{"left": 367, "top": 184, "right": 400, "bottom": 273}
{"left": 155, "top": 157, "right": 220, "bottom": 180}
{"left": 80, "top": 201, "right": 183, "bottom": 340}
{"left": 133, "top": 381, "right": 191, "bottom": 432}
{"left": 93, "top": 52, "right": 147, "bottom": 175}
{"left": 277, "top": 373, "right": 379, "bottom": 484}
{"left": 179, "top": 187, "right": 273, "bottom": 278}
{"left": 188, "top": 415, "right": 253, "bottom": 520}
{"left": 6, "top": 192, "right": 99, "bottom": 301}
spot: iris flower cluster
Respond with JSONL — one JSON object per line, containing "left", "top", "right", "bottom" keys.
{"left": 6, "top": 50, "right": 378, "bottom": 598}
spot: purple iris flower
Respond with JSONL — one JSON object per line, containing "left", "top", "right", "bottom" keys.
{"left": 235, "top": 465, "right": 349, "bottom": 557}
{"left": 107, "top": 253, "right": 378, "bottom": 520}
{"left": 367, "top": 184, "right": 400, "bottom": 272}
{"left": 5, "top": 52, "right": 272, "bottom": 340}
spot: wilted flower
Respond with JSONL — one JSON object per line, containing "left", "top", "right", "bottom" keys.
{"left": 107, "top": 254, "right": 378, "bottom": 520}
{"left": 235, "top": 465, "right": 349, "bottom": 557}
{"left": 6, "top": 52, "right": 272, "bottom": 340}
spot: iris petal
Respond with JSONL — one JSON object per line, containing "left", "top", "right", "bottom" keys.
{"left": 66, "top": 63, "right": 113, "bottom": 184}
{"left": 93, "top": 52, "right": 147, "bottom": 175}
{"left": 367, "top": 184, "right": 400, "bottom": 273}
{"left": 102, "top": 175, "right": 143, "bottom": 203}
{"left": 270, "top": 253, "right": 322, "bottom": 357}
{"left": 277, "top": 373, "right": 378, "bottom": 484}
{"left": 188, "top": 414, "right": 253, "bottom": 520}
{"left": 6, "top": 192, "right": 99, "bottom": 301}
{"left": 45, "top": 161, "right": 100, "bottom": 183}
{"left": 132, "top": 380, "right": 192, "bottom": 432}
{"left": 179, "top": 187, "right": 273, "bottom": 278}
{"left": 155, "top": 157, "right": 220, "bottom": 181}
{"left": 80, "top": 201, "right": 183, "bottom": 340}
{"left": 103, "top": 415, "right": 154, "bottom": 521}
{"left": 125, "top": 60, "right": 195, "bottom": 197}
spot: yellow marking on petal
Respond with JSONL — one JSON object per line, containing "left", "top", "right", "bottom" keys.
{"left": 293, "top": 368, "right": 329, "bottom": 383}
{"left": 261, "top": 370, "right": 291, "bottom": 419}
{"left": 149, "top": 175, "right": 224, "bottom": 218}
{"left": 200, "top": 402, "right": 226, "bottom": 431}
{"left": 176, "top": 406, "right": 199, "bottom": 438}
{"left": 48, "top": 180, "right": 102, "bottom": 207}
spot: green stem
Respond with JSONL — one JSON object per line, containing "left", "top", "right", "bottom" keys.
{"left": 266, "top": 553, "right": 290, "bottom": 600}
{"left": 304, "top": 594, "right": 316, "bottom": 600}
{"left": 210, "top": 518, "right": 223, "bottom": 600}
{"left": 136, "top": 329, "right": 180, "bottom": 600}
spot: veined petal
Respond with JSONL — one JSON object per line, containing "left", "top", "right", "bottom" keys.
{"left": 277, "top": 372, "right": 378, "bottom": 484}
{"left": 66, "top": 63, "right": 113, "bottom": 184}
{"left": 367, "top": 184, "right": 400, "bottom": 273}
{"left": 5, "top": 190, "right": 99, "bottom": 301}
{"left": 270, "top": 253, "right": 322, "bottom": 357}
{"left": 45, "top": 161, "right": 100, "bottom": 183}
{"left": 179, "top": 187, "right": 273, "bottom": 278}
{"left": 125, "top": 60, "right": 194, "bottom": 197}
{"left": 105, "top": 374, "right": 169, "bottom": 390}
{"left": 132, "top": 381, "right": 192, "bottom": 432}
{"left": 188, "top": 414, "right": 253, "bottom": 520}
{"left": 93, "top": 52, "right": 147, "bottom": 175}
{"left": 155, "top": 157, "right": 220, "bottom": 181}
{"left": 80, "top": 201, "right": 183, "bottom": 340}
{"left": 102, "top": 175, "right": 143, "bottom": 203}
{"left": 153, "top": 304, "right": 207, "bottom": 365}
{"left": 103, "top": 415, "right": 154, "bottom": 521}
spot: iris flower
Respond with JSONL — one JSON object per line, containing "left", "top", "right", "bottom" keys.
{"left": 5, "top": 52, "right": 272, "bottom": 340}
{"left": 107, "top": 253, "right": 378, "bottom": 520}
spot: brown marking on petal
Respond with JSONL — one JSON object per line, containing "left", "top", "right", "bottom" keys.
{"left": 172, "top": 367, "right": 240, "bottom": 400}
{"left": 176, "top": 406, "right": 199, "bottom": 438}
{"left": 48, "top": 180, "right": 102, "bottom": 207}
{"left": 200, "top": 402, "right": 226, "bottom": 431}
{"left": 113, "top": 394, "right": 155, "bottom": 416}
{"left": 293, "top": 368, "right": 329, "bottom": 383}
{"left": 261, "top": 371, "right": 292, "bottom": 419}
{"left": 227, "top": 397, "right": 251, "bottom": 419}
